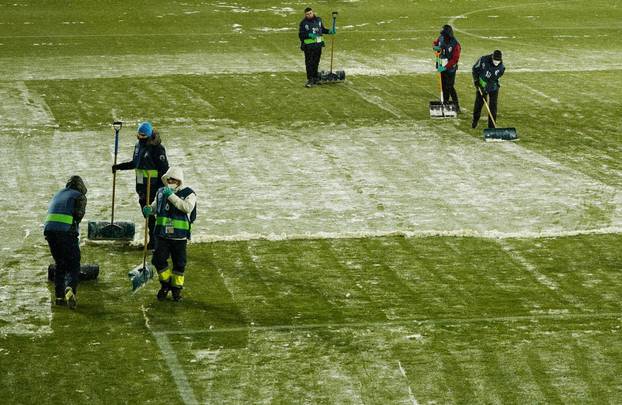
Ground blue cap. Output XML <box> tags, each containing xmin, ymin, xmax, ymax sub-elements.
<box><xmin>137</xmin><ymin>122</ymin><xmax>153</xmax><ymax>138</ymax></box>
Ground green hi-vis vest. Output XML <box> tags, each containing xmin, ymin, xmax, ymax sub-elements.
<box><xmin>154</xmin><ymin>187</ymin><xmax>196</xmax><ymax>239</ymax></box>
<box><xmin>303</xmin><ymin>36</ymin><xmax>324</xmax><ymax>45</ymax></box>
<box><xmin>44</xmin><ymin>188</ymin><xmax>81</xmax><ymax>233</ymax></box>
<box><xmin>135</xmin><ymin>168</ymin><xmax>159</xmax><ymax>185</ymax></box>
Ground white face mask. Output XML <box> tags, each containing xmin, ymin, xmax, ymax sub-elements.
<box><xmin>493</xmin><ymin>60</ymin><xmax>501</xmax><ymax>66</ymax></box>
<box><xmin>167</xmin><ymin>180</ymin><xmax>179</xmax><ymax>191</ymax></box>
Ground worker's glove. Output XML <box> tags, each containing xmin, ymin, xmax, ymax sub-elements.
<box><xmin>112</xmin><ymin>164</ymin><xmax>120</xmax><ymax>173</ymax></box>
<box><xmin>162</xmin><ymin>187</ymin><xmax>174</xmax><ymax>198</ymax></box>
<box><xmin>479</xmin><ymin>77</ymin><xmax>487</xmax><ymax>89</ymax></box>
<box><xmin>329</xmin><ymin>27</ymin><xmax>336</xmax><ymax>34</ymax></box>
<box><xmin>437</xmin><ymin>65</ymin><xmax>446</xmax><ymax>73</ymax></box>
<box><xmin>433</xmin><ymin>45</ymin><xmax>441</xmax><ymax>51</ymax></box>
<box><xmin>308</xmin><ymin>33</ymin><xmax>318</xmax><ymax>39</ymax></box>
<box><xmin>142</xmin><ymin>205</ymin><xmax>153</xmax><ymax>217</ymax></box>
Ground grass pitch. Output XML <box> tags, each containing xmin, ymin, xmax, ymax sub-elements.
<box><xmin>1</xmin><ymin>0</ymin><xmax>621</xmax><ymax>403</ymax></box>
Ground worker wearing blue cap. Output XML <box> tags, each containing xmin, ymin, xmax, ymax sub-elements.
<box><xmin>112</xmin><ymin>121</ymin><xmax>169</xmax><ymax>249</ymax></box>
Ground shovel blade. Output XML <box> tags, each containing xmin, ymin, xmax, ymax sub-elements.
<box><xmin>128</xmin><ymin>263</ymin><xmax>155</xmax><ymax>291</ymax></box>
<box><xmin>88</xmin><ymin>221</ymin><xmax>135</xmax><ymax>241</ymax></box>
<box><xmin>483</xmin><ymin>127</ymin><xmax>518</xmax><ymax>141</ymax></box>
<box><xmin>429</xmin><ymin>101</ymin><xmax>457</xmax><ymax>118</ymax></box>
<box><xmin>317</xmin><ymin>70</ymin><xmax>346</xmax><ymax>84</ymax></box>
<box><xmin>48</xmin><ymin>264</ymin><xmax>99</xmax><ymax>282</ymax></box>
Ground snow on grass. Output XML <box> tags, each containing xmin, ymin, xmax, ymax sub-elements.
<box><xmin>1</xmin><ymin>48</ymin><xmax>621</xmax><ymax>81</ymax></box>
<box><xmin>2</xmin><ymin>121</ymin><xmax>618</xmax><ymax>249</ymax></box>
<box><xmin>0</xmin><ymin>81</ymin><xmax>56</xmax><ymax>128</ymax></box>
<box><xmin>0</xmin><ymin>248</ymin><xmax>52</xmax><ymax>336</ymax></box>
<box><xmin>3</xmin><ymin>117</ymin><xmax>618</xmax><ymax>335</ymax></box>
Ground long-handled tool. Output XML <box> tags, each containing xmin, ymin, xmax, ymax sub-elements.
<box><xmin>88</xmin><ymin>121</ymin><xmax>136</xmax><ymax>240</ymax></box>
<box><xmin>128</xmin><ymin>172</ymin><xmax>154</xmax><ymax>291</ymax></box>
<box><xmin>317</xmin><ymin>11</ymin><xmax>346</xmax><ymax>84</ymax></box>
<box><xmin>429</xmin><ymin>52</ymin><xmax>457</xmax><ymax>118</ymax></box>
<box><xmin>478</xmin><ymin>88</ymin><xmax>518</xmax><ymax>141</ymax></box>
<box><xmin>329</xmin><ymin>11</ymin><xmax>337</xmax><ymax>74</ymax></box>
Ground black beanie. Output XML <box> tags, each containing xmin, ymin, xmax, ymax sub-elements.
<box><xmin>493</xmin><ymin>50</ymin><xmax>503</xmax><ymax>61</ymax></box>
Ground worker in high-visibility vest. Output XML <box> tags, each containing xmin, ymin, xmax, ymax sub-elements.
<box><xmin>143</xmin><ymin>167</ymin><xmax>197</xmax><ymax>302</ymax></box>
<box><xmin>44</xmin><ymin>175</ymin><xmax>88</xmax><ymax>309</ymax></box>
<box><xmin>298</xmin><ymin>7</ymin><xmax>335</xmax><ymax>87</ymax></box>
<box><xmin>113</xmin><ymin>121</ymin><xmax>169</xmax><ymax>249</ymax></box>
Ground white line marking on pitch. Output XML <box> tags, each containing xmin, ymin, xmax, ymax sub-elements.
<box><xmin>346</xmin><ymin>86</ymin><xmax>403</xmax><ymax>118</ymax></box>
<box><xmin>142</xmin><ymin>305</ymin><xmax>199</xmax><ymax>405</ymax></box>
<box><xmin>157</xmin><ymin>312</ymin><xmax>621</xmax><ymax>336</ymax></box>
<box><xmin>497</xmin><ymin>240</ymin><xmax>560</xmax><ymax>291</ymax></box>
<box><xmin>496</xmin><ymin>239</ymin><xmax>583</xmax><ymax>307</ymax></box>
<box><xmin>398</xmin><ymin>360</ymin><xmax>420</xmax><ymax>405</ymax></box>
<box><xmin>192</xmin><ymin>226</ymin><xmax>622</xmax><ymax>244</ymax></box>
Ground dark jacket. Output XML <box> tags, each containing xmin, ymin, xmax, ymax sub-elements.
<box><xmin>116</xmin><ymin>130</ymin><xmax>169</xmax><ymax>193</ymax></box>
<box><xmin>472</xmin><ymin>54</ymin><xmax>505</xmax><ymax>93</ymax></box>
<box><xmin>44</xmin><ymin>176</ymin><xmax>87</xmax><ymax>235</ymax></box>
<box><xmin>299</xmin><ymin>16</ymin><xmax>330</xmax><ymax>50</ymax></box>
<box><xmin>433</xmin><ymin>34</ymin><xmax>461</xmax><ymax>72</ymax></box>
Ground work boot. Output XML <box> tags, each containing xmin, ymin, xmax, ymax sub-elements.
<box><xmin>64</xmin><ymin>287</ymin><xmax>77</xmax><ymax>310</ymax></box>
<box><xmin>171</xmin><ymin>288</ymin><xmax>183</xmax><ymax>302</ymax></box>
<box><xmin>304</xmin><ymin>81</ymin><xmax>314</xmax><ymax>88</ymax></box>
<box><xmin>157</xmin><ymin>282</ymin><xmax>170</xmax><ymax>301</ymax></box>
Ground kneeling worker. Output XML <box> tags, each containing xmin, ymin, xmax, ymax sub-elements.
<box><xmin>143</xmin><ymin>167</ymin><xmax>197</xmax><ymax>302</ymax></box>
<box><xmin>44</xmin><ymin>175</ymin><xmax>87</xmax><ymax>309</ymax></box>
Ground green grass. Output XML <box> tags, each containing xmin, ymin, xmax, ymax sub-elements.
<box><xmin>1</xmin><ymin>0</ymin><xmax>622</xmax><ymax>403</ymax></box>
<box><xmin>2</xmin><ymin>236</ymin><xmax>622</xmax><ymax>403</ymax></box>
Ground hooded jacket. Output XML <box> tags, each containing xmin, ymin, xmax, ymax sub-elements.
<box><xmin>433</xmin><ymin>26</ymin><xmax>461</xmax><ymax>72</ymax></box>
<box><xmin>115</xmin><ymin>130</ymin><xmax>169</xmax><ymax>193</ymax></box>
<box><xmin>150</xmin><ymin>167</ymin><xmax>197</xmax><ymax>239</ymax></box>
<box><xmin>44</xmin><ymin>176</ymin><xmax>88</xmax><ymax>235</ymax></box>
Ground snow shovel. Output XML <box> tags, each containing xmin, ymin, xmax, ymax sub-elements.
<box><xmin>128</xmin><ymin>172</ymin><xmax>154</xmax><ymax>292</ymax></box>
<box><xmin>429</xmin><ymin>53</ymin><xmax>457</xmax><ymax>118</ymax></box>
<box><xmin>88</xmin><ymin>121</ymin><xmax>136</xmax><ymax>240</ymax></box>
<box><xmin>478</xmin><ymin>88</ymin><xmax>518</xmax><ymax>141</ymax></box>
<box><xmin>47</xmin><ymin>264</ymin><xmax>100</xmax><ymax>282</ymax></box>
<box><xmin>317</xmin><ymin>11</ymin><xmax>346</xmax><ymax>84</ymax></box>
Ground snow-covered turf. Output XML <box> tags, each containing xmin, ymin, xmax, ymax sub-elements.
<box><xmin>1</xmin><ymin>0</ymin><xmax>621</xmax><ymax>403</ymax></box>
<box><xmin>1</xmin><ymin>49</ymin><xmax>621</xmax><ymax>81</ymax></box>
<box><xmin>2</xmin><ymin>121</ymin><xmax>620</xmax><ymax>336</ymax></box>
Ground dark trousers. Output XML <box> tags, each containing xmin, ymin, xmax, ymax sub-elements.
<box><xmin>45</xmin><ymin>231</ymin><xmax>80</xmax><ymax>298</ymax></box>
<box><xmin>304</xmin><ymin>46</ymin><xmax>322</xmax><ymax>82</ymax></box>
<box><xmin>139</xmin><ymin>187</ymin><xmax>157</xmax><ymax>247</ymax></box>
<box><xmin>473</xmin><ymin>89</ymin><xmax>499</xmax><ymax>128</ymax></box>
<box><xmin>441</xmin><ymin>70</ymin><xmax>459</xmax><ymax>108</ymax></box>
<box><xmin>152</xmin><ymin>236</ymin><xmax>187</xmax><ymax>276</ymax></box>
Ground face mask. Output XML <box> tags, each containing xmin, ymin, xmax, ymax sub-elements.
<box><xmin>167</xmin><ymin>181</ymin><xmax>179</xmax><ymax>191</ymax></box>
<box><xmin>493</xmin><ymin>60</ymin><xmax>501</xmax><ymax>66</ymax></box>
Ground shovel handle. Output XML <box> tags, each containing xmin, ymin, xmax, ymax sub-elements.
<box><xmin>142</xmin><ymin>172</ymin><xmax>151</xmax><ymax>269</ymax></box>
<box><xmin>329</xmin><ymin>12</ymin><xmax>338</xmax><ymax>74</ymax></box>
<box><xmin>478</xmin><ymin>87</ymin><xmax>497</xmax><ymax>128</ymax></box>
<box><xmin>111</xmin><ymin>122</ymin><xmax>122</xmax><ymax>224</ymax></box>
